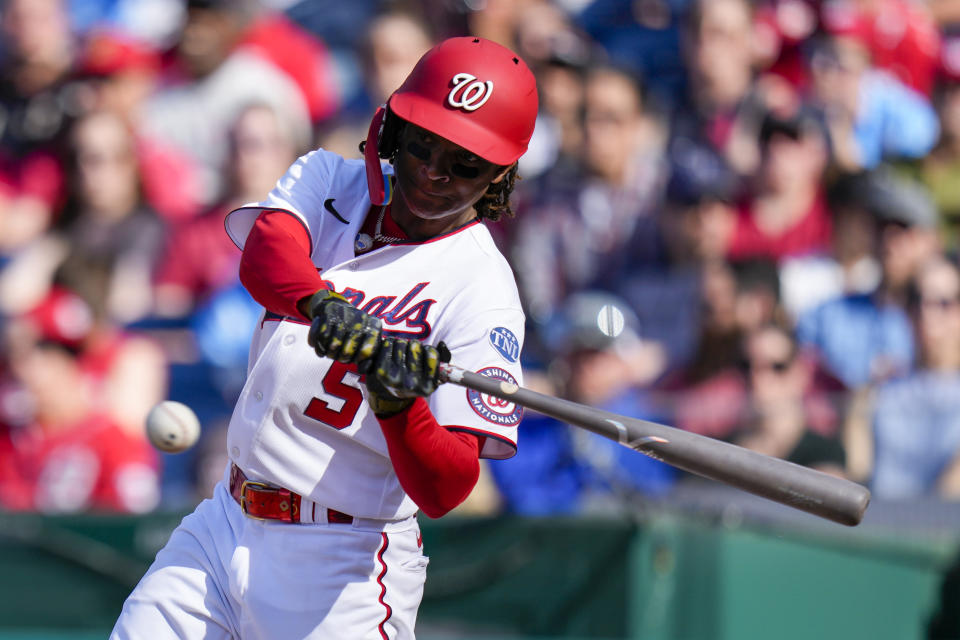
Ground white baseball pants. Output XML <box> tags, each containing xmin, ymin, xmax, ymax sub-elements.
<box><xmin>111</xmin><ymin>469</ymin><xmax>427</xmax><ymax>639</ymax></box>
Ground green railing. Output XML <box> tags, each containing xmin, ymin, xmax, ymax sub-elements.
<box><xmin>0</xmin><ymin>495</ymin><xmax>956</xmax><ymax>640</ymax></box>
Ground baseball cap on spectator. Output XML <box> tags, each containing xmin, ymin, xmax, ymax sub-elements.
<box><xmin>546</xmin><ymin>291</ymin><xmax>641</xmax><ymax>355</ymax></box>
<box><xmin>820</xmin><ymin>0</ymin><xmax>870</xmax><ymax>44</ymax></box>
<box><xmin>860</xmin><ymin>169</ymin><xmax>938</xmax><ymax>229</ymax></box>
<box><xmin>542</xmin><ymin>29</ymin><xmax>593</xmax><ymax>70</ymax></box>
<box><xmin>665</xmin><ymin>140</ymin><xmax>738</xmax><ymax>206</ymax></box>
<box><xmin>828</xmin><ymin>169</ymin><xmax>937</xmax><ymax>228</ymax></box>
<box><xmin>758</xmin><ymin>109</ymin><xmax>824</xmax><ymax>144</ymax></box>
<box><xmin>21</xmin><ymin>288</ymin><xmax>95</xmax><ymax>353</ymax></box>
<box><xmin>78</xmin><ymin>31</ymin><xmax>160</xmax><ymax>77</ymax></box>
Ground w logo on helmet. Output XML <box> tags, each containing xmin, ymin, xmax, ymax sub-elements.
<box><xmin>447</xmin><ymin>73</ymin><xmax>494</xmax><ymax>112</ymax></box>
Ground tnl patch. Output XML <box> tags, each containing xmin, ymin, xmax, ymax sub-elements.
<box><xmin>467</xmin><ymin>367</ymin><xmax>523</xmax><ymax>427</ymax></box>
<box><xmin>489</xmin><ymin>327</ymin><xmax>519</xmax><ymax>363</ymax></box>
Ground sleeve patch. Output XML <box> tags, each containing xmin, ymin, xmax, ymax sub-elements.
<box><xmin>489</xmin><ymin>326</ymin><xmax>520</xmax><ymax>363</ymax></box>
<box><xmin>467</xmin><ymin>367</ymin><xmax>524</xmax><ymax>426</ymax></box>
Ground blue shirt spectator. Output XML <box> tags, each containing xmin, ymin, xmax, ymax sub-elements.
<box><xmin>795</xmin><ymin>169</ymin><xmax>939</xmax><ymax>389</ymax></box>
<box><xmin>573</xmin><ymin>0</ymin><xmax>690</xmax><ymax>109</ymax></box>
<box><xmin>810</xmin><ymin>33</ymin><xmax>940</xmax><ymax>170</ymax></box>
<box><xmin>487</xmin><ymin>412</ymin><xmax>584</xmax><ymax>516</ymax></box>
<box><xmin>852</xmin><ymin>70</ymin><xmax>940</xmax><ymax>168</ymax></box>
<box><xmin>796</xmin><ymin>293</ymin><xmax>914</xmax><ymax>389</ymax></box>
<box><xmin>871</xmin><ymin>372</ymin><xmax>960</xmax><ymax>499</ymax></box>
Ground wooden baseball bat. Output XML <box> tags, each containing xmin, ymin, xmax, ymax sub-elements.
<box><xmin>439</xmin><ymin>363</ymin><xmax>871</xmax><ymax>526</ymax></box>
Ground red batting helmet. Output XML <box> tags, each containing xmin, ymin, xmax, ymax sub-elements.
<box><xmin>364</xmin><ymin>37</ymin><xmax>539</xmax><ymax>205</ymax></box>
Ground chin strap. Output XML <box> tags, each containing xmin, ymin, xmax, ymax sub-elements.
<box><xmin>364</xmin><ymin>106</ymin><xmax>393</xmax><ymax>206</ymax></box>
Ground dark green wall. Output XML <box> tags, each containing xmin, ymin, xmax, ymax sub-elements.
<box><xmin>0</xmin><ymin>511</ymin><xmax>952</xmax><ymax>640</ymax></box>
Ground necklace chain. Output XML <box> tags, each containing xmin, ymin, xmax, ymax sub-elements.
<box><xmin>373</xmin><ymin>205</ymin><xmax>404</xmax><ymax>244</ymax></box>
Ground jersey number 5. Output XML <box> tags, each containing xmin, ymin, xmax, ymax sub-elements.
<box><xmin>304</xmin><ymin>362</ymin><xmax>364</xmax><ymax>430</ymax></box>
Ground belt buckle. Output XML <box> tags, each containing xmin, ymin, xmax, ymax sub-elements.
<box><xmin>240</xmin><ymin>479</ymin><xmax>272</xmax><ymax>520</ymax></box>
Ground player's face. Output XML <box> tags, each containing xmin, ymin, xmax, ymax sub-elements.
<box><xmin>392</xmin><ymin>124</ymin><xmax>510</xmax><ymax>227</ymax></box>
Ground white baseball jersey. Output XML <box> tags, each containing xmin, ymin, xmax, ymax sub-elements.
<box><xmin>223</xmin><ymin>149</ymin><xmax>525</xmax><ymax>521</ymax></box>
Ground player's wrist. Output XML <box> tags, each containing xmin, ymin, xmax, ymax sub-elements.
<box><xmin>305</xmin><ymin>286</ymin><xmax>347</xmax><ymax>320</ymax></box>
<box><xmin>368</xmin><ymin>393</ymin><xmax>414</xmax><ymax>418</ymax></box>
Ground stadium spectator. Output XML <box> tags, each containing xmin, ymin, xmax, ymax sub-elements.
<box><xmin>511</xmin><ymin>65</ymin><xmax>666</xmax><ymax>335</ymax></box>
<box><xmin>736</xmin><ymin>322</ymin><xmax>846</xmax><ymax>475</ymax></box>
<box><xmin>846</xmin><ymin>255</ymin><xmax>960</xmax><ymax>498</ymax></box>
<box><xmin>65</xmin><ymin>0</ymin><xmax>184</xmax><ymax>47</ymax></box>
<box><xmin>752</xmin><ymin>0</ymin><xmax>820</xmax><ymax>92</ymax></box>
<box><xmin>0</xmin><ymin>0</ymin><xmax>76</xmax><ymax>253</ymax></box>
<box><xmin>673</xmin><ymin>0</ymin><xmax>771</xmax><ymax>177</ymax></box>
<box><xmin>362</xmin><ymin>10</ymin><xmax>435</xmax><ymax>111</ymax></box>
<box><xmin>574</xmin><ymin>0</ymin><xmax>688</xmax><ymax>108</ymax></box>
<box><xmin>0</xmin><ymin>288</ymin><xmax>161</xmax><ymax>513</ymax></box>
<box><xmin>513</xmin><ymin>2</ymin><xmax>594</xmax><ymax>178</ymax></box>
<box><xmin>139</xmin><ymin>0</ymin><xmax>311</xmax><ymax>206</ymax></box>
<box><xmin>317</xmin><ymin>9</ymin><xmax>434</xmax><ymax>159</ymax></box>
<box><xmin>907</xmin><ymin>44</ymin><xmax>960</xmax><ymax>249</ymax></box>
<box><xmin>154</xmin><ymin>102</ymin><xmax>308</xmax><ymax>317</ymax></box>
<box><xmin>464</xmin><ymin>0</ymin><xmax>526</xmax><ymax>53</ymax></box>
<box><xmin>73</xmin><ymin>30</ymin><xmax>203</xmax><ymax>222</ymax></box>
<box><xmin>819</xmin><ymin>0</ymin><xmax>942</xmax><ymax>97</ymax></box>
<box><xmin>490</xmin><ymin>292</ymin><xmax>674</xmax><ymax>515</ymax></box>
<box><xmin>659</xmin><ymin>260</ymin><xmax>772</xmax><ymax>441</ymax></box>
<box><xmin>779</xmin><ymin>170</ymin><xmax>885</xmax><ymax>319</ymax></box>
<box><xmin>619</xmin><ymin>140</ymin><xmax>738</xmax><ymax>374</ymax></box>
<box><xmin>808</xmin><ymin>26</ymin><xmax>940</xmax><ymax>170</ymax></box>
<box><xmin>727</xmin><ymin>111</ymin><xmax>832</xmax><ymax>262</ymax></box>
<box><xmin>237</xmin><ymin>9</ymin><xmax>340</xmax><ymax>125</ymax></box>
<box><xmin>796</xmin><ymin>169</ymin><xmax>939</xmax><ymax>388</ymax></box>
<box><xmin>52</xmin><ymin>110</ymin><xmax>168</xmax><ymax>326</ymax></box>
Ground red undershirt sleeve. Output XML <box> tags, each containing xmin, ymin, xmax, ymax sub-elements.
<box><xmin>376</xmin><ymin>397</ymin><xmax>483</xmax><ymax>518</ymax></box>
<box><xmin>238</xmin><ymin>210</ymin><xmax>331</xmax><ymax>320</ymax></box>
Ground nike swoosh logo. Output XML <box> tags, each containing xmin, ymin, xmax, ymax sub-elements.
<box><xmin>324</xmin><ymin>198</ymin><xmax>348</xmax><ymax>224</ymax></box>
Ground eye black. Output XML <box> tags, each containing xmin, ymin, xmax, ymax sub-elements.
<box><xmin>451</xmin><ymin>164</ymin><xmax>480</xmax><ymax>179</ymax></box>
<box><xmin>405</xmin><ymin>140</ymin><xmax>431</xmax><ymax>162</ymax></box>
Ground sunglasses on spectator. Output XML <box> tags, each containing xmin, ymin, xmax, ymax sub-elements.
<box><xmin>740</xmin><ymin>358</ymin><xmax>792</xmax><ymax>374</ymax></box>
<box><xmin>920</xmin><ymin>297</ymin><xmax>960</xmax><ymax>311</ymax></box>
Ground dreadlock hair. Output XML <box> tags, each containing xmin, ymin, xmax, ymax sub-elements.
<box><xmin>475</xmin><ymin>164</ymin><xmax>520</xmax><ymax>222</ymax></box>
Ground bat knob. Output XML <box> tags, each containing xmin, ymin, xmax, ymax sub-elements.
<box><xmin>437</xmin><ymin>341</ymin><xmax>451</xmax><ymax>364</ymax></box>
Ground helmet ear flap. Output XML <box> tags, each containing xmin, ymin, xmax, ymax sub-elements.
<box><xmin>364</xmin><ymin>106</ymin><xmax>394</xmax><ymax>205</ymax></box>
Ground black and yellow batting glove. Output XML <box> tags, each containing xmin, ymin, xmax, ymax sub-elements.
<box><xmin>306</xmin><ymin>289</ymin><xmax>381</xmax><ymax>370</ymax></box>
<box><xmin>365</xmin><ymin>339</ymin><xmax>451</xmax><ymax>417</ymax></box>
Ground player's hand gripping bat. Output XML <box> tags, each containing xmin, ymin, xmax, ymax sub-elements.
<box><xmin>438</xmin><ymin>363</ymin><xmax>871</xmax><ymax>527</ymax></box>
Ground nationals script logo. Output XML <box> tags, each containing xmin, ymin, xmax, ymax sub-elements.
<box><xmin>467</xmin><ymin>367</ymin><xmax>523</xmax><ymax>427</ymax></box>
<box><xmin>266</xmin><ymin>282</ymin><xmax>437</xmax><ymax>339</ymax></box>
<box><xmin>447</xmin><ymin>73</ymin><xmax>494</xmax><ymax>112</ymax></box>
<box><xmin>340</xmin><ymin>282</ymin><xmax>436</xmax><ymax>339</ymax></box>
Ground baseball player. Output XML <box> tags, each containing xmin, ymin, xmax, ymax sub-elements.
<box><xmin>111</xmin><ymin>36</ymin><xmax>537</xmax><ymax>639</ymax></box>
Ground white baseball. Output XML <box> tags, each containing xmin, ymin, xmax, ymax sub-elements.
<box><xmin>146</xmin><ymin>401</ymin><xmax>201</xmax><ymax>453</ymax></box>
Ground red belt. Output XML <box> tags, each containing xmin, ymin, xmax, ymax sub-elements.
<box><xmin>229</xmin><ymin>464</ymin><xmax>354</xmax><ymax>524</ymax></box>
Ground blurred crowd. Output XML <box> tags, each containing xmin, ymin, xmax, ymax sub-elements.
<box><xmin>2</xmin><ymin>0</ymin><xmax>960</xmax><ymax>518</ymax></box>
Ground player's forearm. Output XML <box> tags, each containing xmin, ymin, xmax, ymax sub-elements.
<box><xmin>239</xmin><ymin>210</ymin><xmax>331</xmax><ymax>320</ymax></box>
<box><xmin>377</xmin><ymin>397</ymin><xmax>481</xmax><ymax>518</ymax></box>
